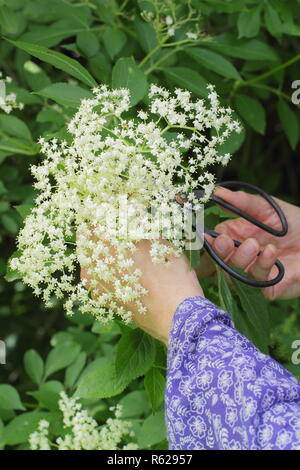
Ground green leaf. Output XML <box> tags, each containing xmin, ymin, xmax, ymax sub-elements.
<box><xmin>0</xmin><ymin>385</ymin><xmax>24</xmax><ymax>410</ymax></box>
<box><xmin>20</xmin><ymin>22</ymin><xmax>85</xmax><ymax>47</ymax></box>
<box><xmin>0</xmin><ymin>115</ymin><xmax>32</xmax><ymax>142</ymax></box>
<box><xmin>277</xmin><ymin>100</ymin><xmax>299</xmax><ymax>150</ymax></box>
<box><xmin>7</xmin><ymin>39</ymin><xmax>97</xmax><ymax>88</ymax></box>
<box><xmin>4</xmin><ymin>250</ymin><xmax>22</xmax><ymax>282</ymax></box>
<box><xmin>3</xmin><ymin>411</ymin><xmax>53</xmax><ymax>446</ymax></box>
<box><xmin>119</xmin><ymin>390</ymin><xmax>151</xmax><ymax>418</ymax></box>
<box><xmin>0</xmin><ymin>5</ymin><xmax>26</xmax><ymax>37</ymax></box>
<box><xmin>44</xmin><ymin>341</ymin><xmax>81</xmax><ymax>378</ymax></box>
<box><xmin>115</xmin><ymin>329</ymin><xmax>156</xmax><ymax>386</ymax></box>
<box><xmin>76</xmin><ymin>31</ymin><xmax>99</xmax><ymax>58</ymax></box>
<box><xmin>217</xmin><ymin>127</ymin><xmax>246</xmax><ymax>154</ymax></box>
<box><xmin>102</xmin><ymin>28</ymin><xmax>126</xmax><ymax>59</ymax></box>
<box><xmin>95</xmin><ymin>2</ymin><xmax>115</xmax><ymax>26</ymax></box>
<box><xmin>163</xmin><ymin>67</ymin><xmax>208</xmax><ymax>98</ymax></box>
<box><xmin>235</xmin><ymin>95</ymin><xmax>266</xmax><ymax>134</ymax></box>
<box><xmin>36</xmin><ymin>83</ymin><xmax>93</xmax><ymax>108</ymax></box>
<box><xmin>0</xmin><ymin>140</ymin><xmax>37</xmax><ymax>156</ymax></box>
<box><xmin>204</xmin><ymin>33</ymin><xmax>279</xmax><ymax>62</ymax></box>
<box><xmin>14</xmin><ymin>204</ymin><xmax>33</xmax><ymax>219</ymax></box>
<box><xmin>28</xmin><ymin>381</ymin><xmax>63</xmax><ymax>412</ymax></box>
<box><xmin>238</xmin><ymin>7</ymin><xmax>261</xmax><ymax>39</ymax></box>
<box><xmin>185</xmin><ymin>247</ymin><xmax>201</xmax><ymax>270</ymax></box>
<box><xmin>137</xmin><ymin>409</ymin><xmax>166</xmax><ymax>448</ymax></box>
<box><xmin>203</xmin><ymin>33</ymin><xmax>279</xmax><ymax>62</ymax></box>
<box><xmin>134</xmin><ymin>18</ymin><xmax>157</xmax><ymax>53</ymax></box>
<box><xmin>144</xmin><ymin>368</ymin><xmax>166</xmax><ymax>413</ymax></box>
<box><xmin>112</xmin><ymin>56</ymin><xmax>148</xmax><ymax>106</ymax></box>
<box><xmin>23</xmin><ymin>60</ymin><xmax>51</xmax><ymax>92</ymax></box>
<box><xmin>185</xmin><ymin>48</ymin><xmax>241</xmax><ymax>81</ymax></box>
<box><xmin>217</xmin><ymin>266</ymin><xmax>239</xmax><ymax>318</ymax></box>
<box><xmin>65</xmin><ymin>351</ymin><xmax>87</xmax><ymax>389</ymax></box>
<box><xmin>24</xmin><ymin>349</ymin><xmax>44</xmax><ymax>386</ymax></box>
<box><xmin>76</xmin><ymin>357</ymin><xmax>129</xmax><ymax>399</ymax></box>
<box><xmin>232</xmin><ymin>277</ymin><xmax>270</xmax><ymax>350</ymax></box>
<box><xmin>217</xmin><ymin>268</ymin><xmax>269</xmax><ymax>353</ymax></box>
<box><xmin>0</xmin><ymin>214</ymin><xmax>19</xmax><ymax>234</ymax></box>
<box><xmin>281</xmin><ymin>23</ymin><xmax>300</xmax><ymax>37</ymax></box>
<box><xmin>264</xmin><ymin>4</ymin><xmax>282</xmax><ymax>38</ymax></box>
<box><xmin>36</xmin><ymin>108</ymin><xmax>65</xmax><ymax>126</ymax></box>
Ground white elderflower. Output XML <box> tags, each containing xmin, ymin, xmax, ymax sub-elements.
<box><xmin>29</xmin><ymin>392</ymin><xmax>137</xmax><ymax>450</ymax></box>
<box><xmin>11</xmin><ymin>84</ymin><xmax>241</xmax><ymax>323</ymax></box>
<box><xmin>0</xmin><ymin>72</ymin><xmax>24</xmax><ymax>114</ymax></box>
<box><xmin>29</xmin><ymin>420</ymin><xmax>51</xmax><ymax>450</ymax></box>
<box><xmin>167</xmin><ymin>27</ymin><xmax>175</xmax><ymax>36</ymax></box>
<box><xmin>186</xmin><ymin>32</ymin><xmax>198</xmax><ymax>40</ymax></box>
<box><xmin>165</xmin><ymin>15</ymin><xmax>173</xmax><ymax>25</ymax></box>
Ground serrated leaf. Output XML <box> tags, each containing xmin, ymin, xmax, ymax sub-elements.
<box><xmin>28</xmin><ymin>381</ymin><xmax>63</xmax><ymax>412</ymax></box>
<box><xmin>65</xmin><ymin>351</ymin><xmax>87</xmax><ymax>389</ymax></box>
<box><xmin>112</xmin><ymin>56</ymin><xmax>147</xmax><ymax>106</ymax></box>
<box><xmin>7</xmin><ymin>39</ymin><xmax>97</xmax><ymax>88</ymax></box>
<box><xmin>116</xmin><ymin>329</ymin><xmax>156</xmax><ymax>386</ymax></box>
<box><xmin>44</xmin><ymin>342</ymin><xmax>80</xmax><ymax>378</ymax></box>
<box><xmin>217</xmin><ymin>266</ymin><xmax>238</xmax><ymax>318</ymax></box>
<box><xmin>0</xmin><ymin>5</ymin><xmax>26</xmax><ymax>37</ymax></box>
<box><xmin>185</xmin><ymin>48</ymin><xmax>241</xmax><ymax>81</ymax></box>
<box><xmin>4</xmin><ymin>250</ymin><xmax>22</xmax><ymax>282</ymax></box>
<box><xmin>134</xmin><ymin>18</ymin><xmax>157</xmax><ymax>53</ymax></box>
<box><xmin>0</xmin><ymin>115</ymin><xmax>32</xmax><ymax>142</ymax></box>
<box><xmin>0</xmin><ymin>140</ymin><xmax>37</xmax><ymax>156</ymax></box>
<box><xmin>14</xmin><ymin>204</ymin><xmax>33</xmax><ymax>219</ymax></box>
<box><xmin>36</xmin><ymin>83</ymin><xmax>93</xmax><ymax>108</ymax></box>
<box><xmin>137</xmin><ymin>409</ymin><xmax>166</xmax><ymax>448</ymax></box>
<box><xmin>238</xmin><ymin>7</ymin><xmax>261</xmax><ymax>39</ymax></box>
<box><xmin>76</xmin><ymin>357</ymin><xmax>129</xmax><ymax>399</ymax></box>
<box><xmin>264</xmin><ymin>4</ymin><xmax>282</xmax><ymax>38</ymax></box>
<box><xmin>0</xmin><ymin>385</ymin><xmax>24</xmax><ymax>410</ymax></box>
<box><xmin>119</xmin><ymin>390</ymin><xmax>150</xmax><ymax>418</ymax></box>
<box><xmin>163</xmin><ymin>67</ymin><xmax>208</xmax><ymax>98</ymax></box>
<box><xmin>144</xmin><ymin>368</ymin><xmax>165</xmax><ymax>412</ymax></box>
<box><xmin>204</xmin><ymin>33</ymin><xmax>279</xmax><ymax>62</ymax></box>
<box><xmin>24</xmin><ymin>349</ymin><xmax>44</xmax><ymax>385</ymax></box>
<box><xmin>235</xmin><ymin>95</ymin><xmax>266</xmax><ymax>134</ymax></box>
<box><xmin>277</xmin><ymin>100</ymin><xmax>299</xmax><ymax>150</ymax></box>
<box><xmin>217</xmin><ymin>127</ymin><xmax>246</xmax><ymax>154</ymax></box>
<box><xmin>232</xmin><ymin>277</ymin><xmax>270</xmax><ymax>350</ymax></box>
<box><xmin>76</xmin><ymin>31</ymin><xmax>99</xmax><ymax>58</ymax></box>
<box><xmin>20</xmin><ymin>22</ymin><xmax>85</xmax><ymax>47</ymax></box>
<box><xmin>102</xmin><ymin>28</ymin><xmax>126</xmax><ymax>59</ymax></box>
<box><xmin>3</xmin><ymin>412</ymin><xmax>54</xmax><ymax>446</ymax></box>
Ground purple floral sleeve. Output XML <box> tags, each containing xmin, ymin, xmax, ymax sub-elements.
<box><xmin>165</xmin><ymin>296</ymin><xmax>300</xmax><ymax>450</ymax></box>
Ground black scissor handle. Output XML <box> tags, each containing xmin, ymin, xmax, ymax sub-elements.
<box><xmin>204</xmin><ymin>228</ymin><xmax>285</xmax><ymax>288</ymax></box>
<box><xmin>213</xmin><ymin>181</ymin><xmax>288</xmax><ymax>237</ymax></box>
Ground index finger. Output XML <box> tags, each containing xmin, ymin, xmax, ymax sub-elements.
<box><xmin>214</xmin><ymin>186</ymin><xmax>275</xmax><ymax>221</ymax></box>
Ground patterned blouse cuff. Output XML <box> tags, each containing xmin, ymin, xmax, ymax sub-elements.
<box><xmin>167</xmin><ymin>296</ymin><xmax>234</xmax><ymax>357</ymax></box>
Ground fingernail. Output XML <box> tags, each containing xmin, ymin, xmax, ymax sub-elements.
<box><xmin>243</xmin><ymin>239</ymin><xmax>258</xmax><ymax>256</ymax></box>
<box><xmin>215</xmin><ymin>235</ymin><xmax>230</xmax><ymax>253</ymax></box>
<box><xmin>264</xmin><ymin>244</ymin><xmax>276</xmax><ymax>258</ymax></box>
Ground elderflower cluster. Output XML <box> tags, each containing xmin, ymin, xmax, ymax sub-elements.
<box><xmin>141</xmin><ymin>0</ymin><xmax>202</xmax><ymax>43</ymax></box>
<box><xmin>11</xmin><ymin>84</ymin><xmax>241</xmax><ymax>323</ymax></box>
<box><xmin>29</xmin><ymin>392</ymin><xmax>137</xmax><ymax>450</ymax></box>
<box><xmin>0</xmin><ymin>72</ymin><xmax>24</xmax><ymax>114</ymax></box>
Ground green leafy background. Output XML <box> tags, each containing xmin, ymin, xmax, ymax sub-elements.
<box><xmin>0</xmin><ymin>0</ymin><xmax>300</xmax><ymax>450</ymax></box>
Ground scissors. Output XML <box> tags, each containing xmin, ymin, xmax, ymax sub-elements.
<box><xmin>177</xmin><ymin>181</ymin><xmax>288</xmax><ymax>288</ymax></box>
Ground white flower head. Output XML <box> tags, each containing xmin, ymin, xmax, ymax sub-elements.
<box><xmin>12</xmin><ymin>84</ymin><xmax>241</xmax><ymax>323</ymax></box>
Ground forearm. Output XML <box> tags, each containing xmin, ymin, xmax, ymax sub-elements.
<box><xmin>165</xmin><ymin>296</ymin><xmax>300</xmax><ymax>450</ymax></box>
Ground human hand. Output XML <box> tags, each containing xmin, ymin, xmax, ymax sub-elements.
<box><xmin>198</xmin><ymin>186</ymin><xmax>300</xmax><ymax>300</ymax></box>
<box><xmin>80</xmin><ymin>239</ymin><xmax>204</xmax><ymax>345</ymax></box>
